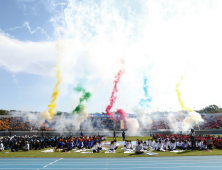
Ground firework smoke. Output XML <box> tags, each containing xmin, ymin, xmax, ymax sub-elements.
<box><xmin>174</xmin><ymin>75</ymin><xmax>203</xmax><ymax>131</ymax></box>
<box><xmin>39</xmin><ymin>110</ymin><xmax>51</xmax><ymax>124</ymax></box>
<box><xmin>134</xmin><ymin>76</ymin><xmax>153</xmax><ymax>127</ymax></box>
<box><xmin>72</xmin><ymin>83</ymin><xmax>92</xmax><ymax>114</ymax></box>
<box><xmin>125</xmin><ymin>118</ymin><xmax>140</xmax><ymax>135</ymax></box>
<box><xmin>106</xmin><ymin>63</ymin><xmax>125</xmax><ymax>119</ymax></box>
<box><xmin>139</xmin><ymin>76</ymin><xmax>152</xmax><ymax>108</ymax></box>
<box><xmin>48</xmin><ymin>67</ymin><xmax>62</xmax><ymax>118</ymax></box>
<box><xmin>116</xmin><ymin>108</ymin><xmax>127</xmax><ymax>120</ymax></box>
<box><xmin>176</xmin><ymin>76</ymin><xmax>193</xmax><ymax>112</ymax></box>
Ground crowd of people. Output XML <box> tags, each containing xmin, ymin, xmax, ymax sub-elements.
<box><xmin>0</xmin><ymin>132</ymin><xmax>107</xmax><ymax>153</ymax></box>
<box><xmin>11</xmin><ymin>117</ymin><xmax>30</xmax><ymax>131</ymax></box>
<box><xmin>0</xmin><ymin>117</ymin><xmax>13</xmax><ymax>131</ymax></box>
<box><xmin>55</xmin><ymin>134</ymin><xmax>107</xmax><ymax>153</ymax></box>
<box><xmin>151</xmin><ymin>133</ymin><xmax>222</xmax><ymax>151</ymax></box>
<box><xmin>1</xmin><ymin>131</ymin><xmax>222</xmax><ymax>154</ymax></box>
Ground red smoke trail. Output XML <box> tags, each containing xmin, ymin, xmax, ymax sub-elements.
<box><xmin>106</xmin><ymin>59</ymin><xmax>126</xmax><ymax>120</ymax></box>
<box><xmin>116</xmin><ymin>108</ymin><xmax>127</xmax><ymax>121</ymax></box>
<box><xmin>106</xmin><ymin>69</ymin><xmax>124</xmax><ymax>119</ymax></box>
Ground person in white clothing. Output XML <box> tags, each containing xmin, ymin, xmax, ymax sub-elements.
<box><xmin>114</xmin><ymin>140</ymin><xmax>118</xmax><ymax>150</ymax></box>
<box><xmin>22</xmin><ymin>141</ymin><xmax>29</xmax><ymax>151</ymax></box>
<box><xmin>135</xmin><ymin>141</ymin><xmax>143</xmax><ymax>154</ymax></box>
<box><xmin>176</xmin><ymin>139</ymin><xmax>183</xmax><ymax>150</ymax></box>
<box><xmin>0</xmin><ymin>141</ymin><xmax>4</xmax><ymax>151</ymax></box>
<box><xmin>149</xmin><ymin>139</ymin><xmax>155</xmax><ymax>149</ymax></box>
<box><xmin>187</xmin><ymin>140</ymin><xmax>192</xmax><ymax>150</ymax></box>
<box><xmin>201</xmin><ymin>140</ymin><xmax>208</xmax><ymax>150</ymax></box>
<box><xmin>154</xmin><ymin>140</ymin><xmax>158</xmax><ymax>150</ymax></box>
<box><xmin>143</xmin><ymin>141</ymin><xmax>148</xmax><ymax>150</ymax></box>
<box><xmin>196</xmin><ymin>140</ymin><xmax>202</xmax><ymax>150</ymax></box>
<box><xmin>156</xmin><ymin>140</ymin><xmax>163</xmax><ymax>151</ymax></box>
<box><xmin>126</xmin><ymin>141</ymin><xmax>133</xmax><ymax>150</ymax></box>
<box><xmin>169</xmin><ymin>140</ymin><xmax>176</xmax><ymax>151</ymax></box>
<box><xmin>109</xmin><ymin>141</ymin><xmax>115</xmax><ymax>151</ymax></box>
<box><xmin>136</xmin><ymin>139</ymin><xmax>139</xmax><ymax>146</ymax></box>
<box><xmin>98</xmin><ymin>141</ymin><xmax>103</xmax><ymax>150</ymax></box>
<box><xmin>92</xmin><ymin>142</ymin><xmax>99</xmax><ymax>153</ymax></box>
<box><xmin>163</xmin><ymin>140</ymin><xmax>168</xmax><ymax>150</ymax></box>
<box><xmin>147</xmin><ymin>139</ymin><xmax>151</xmax><ymax>147</ymax></box>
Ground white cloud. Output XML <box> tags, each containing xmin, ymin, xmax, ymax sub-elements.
<box><xmin>0</xmin><ymin>33</ymin><xmax>55</xmax><ymax>75</ymax></box>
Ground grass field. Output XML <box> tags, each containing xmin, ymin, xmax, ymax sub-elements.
<box><xmin>1</xmin><ymin>136</ymin><xmax>222</xmax><ymax>158</ymax></box>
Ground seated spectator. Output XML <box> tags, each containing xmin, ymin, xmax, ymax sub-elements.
<box><xmin>98</xmin><ymin>141</ymin><xmax>102</xmax><ymax>150</ymax></box>
<box><xmin>11</xmin><ymin>142</ymin><xmax>19</xmax><ymax>152</ymax></box>
<box><xmin>34</xmin><ymin>140</ymin><xmax>41</xmax><ymax>150</ymax></box>
<box><xmin>0</xmin><ymin>140</ymin><xmax>4</xmax><ymax>151</ymax></box>
<box><xmin>135</xmin><ymin>141</ymin><xmax>143</xmax><ymax>154</ymax></box>
<box><xmin>143</xmin><ymin>141</ymin><xmax>147</xmax><ymax>150</ymax></box>
<box><xmin>169</xmin><ymin>140</ymin><xmax>176</xmax><ymax>151</ymax></box>
<box><xmin>56</xmin><ymin>139</ymin><xmax>64</xmax><ymax>149</ymax></box>
<box><xmin>92</xmin><ymin>141</ymin><xmax>100</xmax><ymax>153</ymax></box>
<box><xmin>109</xmin><ymin>141</ymin><xmax>115</xmax><ymax>151</ymax></box>
<box><xmin>22</xmin><ymin>141</ymin><xmax>29</xmax><ymax>151</ymax></box>
<box><xmin>156</xmin><ymin>140</ymin><xmax>164</xmax><ymax>151</ymax></box>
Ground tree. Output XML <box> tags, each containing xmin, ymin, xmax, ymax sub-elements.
<box><xmin>197</xmin><ymin>105</ymin><xmax>221</xmax><ymax>113</ymax></box>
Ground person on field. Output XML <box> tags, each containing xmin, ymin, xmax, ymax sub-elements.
<box><xmin>135</xmin><ymin>141</ymin><xmax>143</xmax><ymax>154</ymax></box>
<box><xmin>122</xmin><ymin>131</ymin><xmax>125</xmax><ymax>141</ymax></box>
<box><xmin>113</xmin><ymin>131</ymin><xmax>116</xmax><ymax>140</ymax></box>
<box><xmin>0</xmin><ymin>140</ymin><xmax>4</xmax><ymax>151</ymax></box>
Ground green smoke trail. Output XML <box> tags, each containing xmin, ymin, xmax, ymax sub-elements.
<box><xmin>72</xmin><ymin>83</ymin><xmax>92</xmax><ymax>114</ymax></box>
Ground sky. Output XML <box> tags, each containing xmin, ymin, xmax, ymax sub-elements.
<box><xmin>0</xmin><ymin>0</ymin><xmax>222</xmax><ymax>114</ymax></box>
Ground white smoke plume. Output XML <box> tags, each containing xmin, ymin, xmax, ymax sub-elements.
<box><xmin>54</xmin><ymin>105</ymin><xmax>88</xmax><ymax>131</ymax></box>
<box><xmin>167</xmin><ymin>111</ymin><xmax>204</xmax><ymax>132</ymax></box>
<box><xmin>132</xmin><ymin>107</ymin><xmax>153</xmax><ymax>132</ymax></box>
<box><xmin>125</xmin><ymin>118</ymin><xmax>139</xmax><ymax>135</ymax></box>
<box><xmin>183</xmin><ymin>111</ymin><xmax>204</xmax><ymax>131</ymax></box>
<box><xmin>146</xmin><ymin>116</ymin><xmax>153</xmax><ymax>125</ymax></box>
<box><xmin>39</xmin><ymin>110</ymin><xmax>51</xmax><ymax>125</ymax></box>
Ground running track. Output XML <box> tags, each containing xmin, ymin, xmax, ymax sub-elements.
<box><xmin>1</xmin><ymin>156</ymin><xmax>222</xmax><ymax>170</ymax></box>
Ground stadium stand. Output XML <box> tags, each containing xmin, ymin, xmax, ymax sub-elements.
<box><xmin>1</xmin><ymin>113</ymin><xmax>222</xmax><ymax>131</ymax></box>
<box><xmin>0</xmin><ymin>117</ymin><xmax>13</xmax><ymax>131</ymax></box>
<box><xmin>11</xmin><ymin>117</ymin><xmax>30</xmax><ymax>131</ymax></box>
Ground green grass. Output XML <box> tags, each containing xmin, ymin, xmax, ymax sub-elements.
<box><xmin>1</xmin><ymin>136</ymin><xmax>222</xmax><ymax>158</ymax></box>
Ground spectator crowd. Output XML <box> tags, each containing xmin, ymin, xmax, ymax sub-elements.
<box><xmin>1</xmin><ymin>114</ymin><xmax>222</xmax><ymax>131</ymax></box>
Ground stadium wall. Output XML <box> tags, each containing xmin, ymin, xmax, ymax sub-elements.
<box><xmin>1</xmin><ymin>129</ymin><xmax>222</xmax><ymax>137</ymax></box>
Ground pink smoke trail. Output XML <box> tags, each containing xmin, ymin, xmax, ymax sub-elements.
<box><xmin>106</xmin><ymin>59</ymin><xmax>125</xmax><ymax>120</ymax></box>
<box><xmin>116</xmin><ymin>108</ymin><xmax>127</xmax><ymax>121</ymax></box>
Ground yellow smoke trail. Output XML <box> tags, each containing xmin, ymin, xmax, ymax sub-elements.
<box><xmin>176</xmin><ymin>76</ymin><xmax>193</xmax><ymax>112</ymax></box>
<box><xmin>48</xmin><ymin>67</ymin><xmax>62</xmax><ymax>118</ymax></box>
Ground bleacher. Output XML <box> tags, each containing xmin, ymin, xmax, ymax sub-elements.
<box><xmin>0</xmin><ymin>117</ymin><xmax>13</xmax><ymax>131</ymax></box>
<box><xmin>215</xmin><ymin>116</ymin><xmax>222</xmax><ymax>126</ymax></box>
<box><xmin>1</xmin><ymin>113</ymin><xmax>222</xmax><ymax>131</ymax></box>
<box><xmin>199</xmin><ymin>115</ymin><xmax>219</xmax><ymax>130</ymax></box>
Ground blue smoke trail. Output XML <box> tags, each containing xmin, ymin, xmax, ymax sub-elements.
<box><xmin>139</xmin><ymin>76</ymin><xmax>152</xmax><ymax>108</ymax></box>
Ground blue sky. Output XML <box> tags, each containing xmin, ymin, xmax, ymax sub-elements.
<box><xmin>1</xmin><ymin>0</ymin><xmax>222</xmax><ymax>113</ymax></box>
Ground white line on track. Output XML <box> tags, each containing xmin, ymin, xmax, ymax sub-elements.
<box><xmin>42</xmin><ymin>158</ymin><xmax>63</xmax><ymax>169</ymax></box>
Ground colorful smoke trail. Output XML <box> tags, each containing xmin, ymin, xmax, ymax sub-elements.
<box><xmin>72</xmin><ymin>83</ymin><xmax>92</xmax><ymax>114</ymax></box>
<box><xmin>139</xmin><ymin>76</ymin><xmax>152</xmax><ymax>108</ymax></box>
<box><xmin>48</xmin><ymin>67</ymin><xmax>62</xmax><ymax>118</ymax></box>
<box><xmin>176</xmin><ymin>76</ymin><xmax>193</xmax><ymax>112</ymax></box>
<box><xmin>106</xmin><ymin>68</ymin><xmax>124</xmax><ymax>119</ymax></box>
